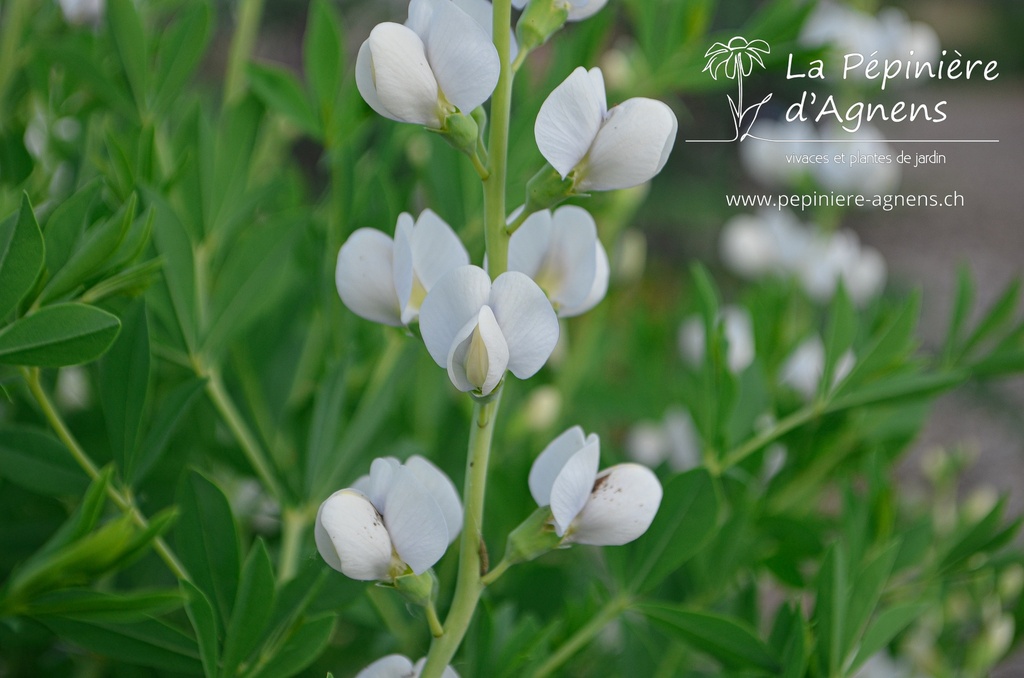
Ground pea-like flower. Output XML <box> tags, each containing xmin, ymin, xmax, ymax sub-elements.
<box><xmin>779</xmin><ymin>335</ymin><xmax>855</xmax><ymax>401</ymax></box>
<box><xmin>59</xmin><ymin>0</ymin><xmax>104</xmax><ymax>24</ymax></box>
<box><xmin>512</xmin><ymin>0</ymin><xmax>608</xmax><ymax>22</ymax></box>
<box><xmin>315</xmin><ymin>456</ymin><xmax>462</xmax><ymax>581</ymax></box>
<box><xmin>355</xmin><ymin>0</ymin><xmax>500</xmax><ymax>128</ymax></box>
<box><xmin>678</xmin><ymin>306</ymin><xmax>756</xmax><ymax>374</ymax></box>
<box><xmin>356</xmin><ymin>654</ymin><xmax>459</xmax><ymax>678</ymax></box>
<box><xmin>335</xmin><ymin>209</ymin><xmax>469</xmax><ymax>326</ymax></box>
<box><xmin>528</xmin><ymin>426</ymin><xmax>662</xmax><ymax>545</ymax></box>
<box><xmin>419</xmin><ymin>265</ymin><xmax>559</xmax><ymax>396</ymax></box>
<box><xmin>508</xmin><ymin>206</ymin><xmax>609</xmax><ymax>317</ymax></box>
<box><xmin>535</xmin><ymin>67</ymin><xmax>677</xmax><ymax>192</ymax></box>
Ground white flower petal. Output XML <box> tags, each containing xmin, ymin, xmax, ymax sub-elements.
<box><xmin>384</xmin><ymin>467</ymin><xmax>450</xmax><ymax>575</ymax></box>
<box><xmin>563</xmin><ymin>236</ymin><xmax>609</xmax><ymax>317</ymax></box>
<box><xmin>393</xmin><ymin>213</ymin><xmax>416</xmax><ymax>321</ymax></box>
<box><xmin>336</xmin><ymin>228</ymin><xmax>401</xmax><ymax>326</ymax></box>
<box><xmin>545</xmin><ymin>205</ymin><xmax>600</xmax><ymax>312</ymax></box>
<box><xmin>420</xmin><ymin>265</ymin><xmax>492</xmax><ymax>368</ymax></box>
<box><xmin>424</xmin><ymin>0</ymin><xmax>500</xmax><ymax>113</ymax></box>
<box><xmin>356</xmin><ymin>654</ymin><xmax>415</xmax><ymax>678</ymax></box>
<box><xmin>364</xmin><ymin>457</ymin><xmax>402</xmax><ymax>514</ymax></box>
<box><xmin>448</xmin><ymin>306</ymin><xmax>509</xmax><ymax>395</ymax></box>
<box><xmin>356</xmin><ymin>40</ymin><xmax>399</xmax><ymax>122</ymax></box>
<box><xmin>722</xmin><ymin>306</ymin><xmax>755</xmax><ymax>373</ymax></box>
<box><xmin>411</xmin><ymin>209</ymin><xmax>470</xmax><ymax>291</ymax></box>
<box><xmin>451</xmin><ymin>0</ymin><xmax>519</xmax><ymax>62</ymax></box>
<box><xmin>316</xmin><ymin>490</ymin><xmax>394</xmax><ymax>580</ymax></box>
<box><xmin>405</xmin><ymin>0</ymin><xmax>432</xmax><ymax>37</ymax></box>
<box><xmin>569</xmin><ymin>463</ymin><xmax>662</xmax><ymax>546</ymax></box>
<box><xmin>508</xmin><ymin>210</ymin><xmax>554</xmax><ymax>279</ymax></box>
<box><xmin>579</xmin><ymin>98</ymin><xmax>677</xmax><ymax>191</ymax></box>
<box><xmin>406</xmin><ymin>455</ymin><xmax>463</xmax><ymax>543</ymax></box>
<box><xmin>535</xmin><ymin>67</ymin><xmax>606</xmax><ymax>179</ymax></box>
<box><xmin>489</xmin><ymin>272</ymin><xmax>559</xmax><ymax>379</ymax></box>
<box><xmin>528</xmin><ymin>425</ymin><xmax>587</xmax><ymax>506</ymax></box>
<box><xmin>549</xmin><ymin>438</ymin><xmax>600</xmax><ymax>536</ymax></box>
<box><xmin>366</xmin><ymin>23</ymin><xmax>442</xmax><ymax>127</ymax></box>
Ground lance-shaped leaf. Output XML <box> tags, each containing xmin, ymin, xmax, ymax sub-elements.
<box><xmin>0</xmin><ymin>303</ymin><xmax>121</xmax><ymax>367</ymax></box>
<box><xmin>0</xmin><ymin>194</ymin><xmax>44</xmax><ymax>319</ymax></box>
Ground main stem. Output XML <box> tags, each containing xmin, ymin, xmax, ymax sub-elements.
<box><xmin>482</xmin><ymin>0</ymin><xmax>514</xmax><ymax>277</ymax></box>
<box><xmin>420</xmin><ymin>392</ymin><xmax>502</xmax><ymax>677</ymax></box>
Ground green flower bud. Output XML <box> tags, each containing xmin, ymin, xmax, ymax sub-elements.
<box><xmin>390</xmin><ymin>569</ymin><xmax>438</xmax><ymax>609</ymax></box>
<box><xmin>441</xmin><ymin>111</ymin><xmax>480</xmax><ymax>157</ymax></box>
<box><xmin>516</xmin><ymin>0</ymin><xmax>569</xmax><ymax>52</ymax></box>
<box><xmin>524</xmin><ymin>163</ymin><xmax>575</xmax><ymax>216</ymax></box>
<box><xmin>504</xmin><ymin>506</ymin><xmax>563</xmax><ymax>566</ymax></box>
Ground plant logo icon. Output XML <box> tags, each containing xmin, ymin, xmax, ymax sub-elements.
<box><xmin>703</xmin><ymin>37</ymin><xmax>773</xmax><ymax>141</ymax></box>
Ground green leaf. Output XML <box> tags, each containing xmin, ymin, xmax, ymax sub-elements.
<box><xmin>222</xmin><ymin>540</ymin><xmax>277</xmax><ymax>677</ymax></box>
<box><xmin>247</xmin><ymin>62</ymin><xmax>321</xmax><ymax>138</ymax></box>
<box><xmin>107</xmin><ymin>0</ymin><xmax>149</xmax><ymax>111</ymax></box>
<box><xmin>639</xmin><ymin>603</ymin><xmax>780</xmax><ymax>673</ymax></box>
<box><xmin>99</xmin><ymin>301</ymin><xmax>150</xmax><ymax>477</ymax></box>
<box><xmin>0</xmin><ymin>127</ymin><xmax>33</xmax><ymax>186</ymax></box>
<box><xmin>940</xmin><ymin>498</ymin><xmax>1016</xmax><ymax>574</ymax></box>
<box><xmin>247</xmin><ymin>613</ymin><xmax>336</xmax><ymax>678</ymax></box>
<box><xmin>768</xmin><ymin>603</ymin><xmax>808</xmax><ymax>678</ymax></box>
<box><xmin>41</xmin><ymin>616</ymin><xmax>202</xmax><ymax>673</ymax></box>
<box><xmin>175</xmin><ymin>470</ymin><xmax>241</xmax><ymax>632</ymax></box>
<box><xmin>851</xmin><ymin>602</ymin><xmax>929</xmax><ymax>672</ymax></box>
<box><xmin>820</xmin><ymin>283</ymin><xmax>857</xmax><ymax>396</ymax></box>
<box><xmin>40</xmin><ymin>194</ymin><xmax>136</xmax><ymax>304</ymax></box>
<box><xmin>0</xmin><ymin>303</ymin><xmax>121</xmax><ymax>367</ymax></box>
<box><xmin>942</xmin><ymin>265</ymin><xmax>974</xmax><ymax>363</ymax></box>
<box><xmin>153</xmin><ymin>3</ymin><xmax>212</xmax><ymax>115</ymax></box>
<box><xmin>0</xmin><ymin>194</ymin><xmax>45</xmax><ymax>318</ymax></box>
<box><xmin>182</xmin><ymin>581</ymin><xmax>219</xmax><ymax>678</ymax></box>
<box><xmin>147</xmin><ymin>190</ymin><xmax>197</xmax><ymax>349</ymax></box>
<box><xmin>0</xmin><ymin>426</ymin><xmax>88</xmax><ymax>496</ymax></box>
<box><xmin>626</xmin><ymin>469</ymin><xmax>719</xmax><ymax>593</ymax></box>
<box><xmin>812</xmin><ymin>543</ymin><xmax>848</xmax><ymax>676</ymax></box>
<box><xmin>132</xmin><ymin>377</ymin><xmax>207</xmax><ymax>485</ymax></box>
<box><xmin>43</xmin><ymin>180</ymin><xmax>102</xmax><ymax>277</ymax></box>
<box><xmin>844</xmin><ymin>541</ymin><xmax>900</xmax><ymax>660</ymax></box>
<box><xmin>304</xmin><ymin>0</ymin><xmax>343</xmax><ymax>121</ymax></box>
<box><xmin>26</xmin><ymin>588</ymin><xmax>182</xmax><ymax>622</ymax></box>
<box><xmin>825</xmin><ymin>370</ymin><xmax>967</xmax><ymax>412</ymax></box>
<box><xmin>959</xmin><ymin>279</ymin><xmax>1021</xmax><ymax>360</ymax></box>
<box><xmin>304</xmin><ymin>361</ymin><xmax>347</xmax><ymax>494</ymax></box>
<box><xmin>834</xmin><ymin>295</ymin><xmax>920</xmax><ymax>395</ymax></box>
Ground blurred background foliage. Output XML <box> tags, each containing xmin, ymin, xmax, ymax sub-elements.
<box><xmin>0</xmin><ymin>0</ymin><xmax>1022</xmax><ymax>676</ymax></box>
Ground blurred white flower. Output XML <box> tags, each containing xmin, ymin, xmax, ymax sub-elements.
<box><xmin>508</xmin><ymin>205</ymin><xmax>609</xmax><ymax>317</ymax></box>
<box><xmin>512</xmin><ymin>0</ymin><xmax>608</xmax><ymax>22</ymax></box>
<box><xmin>59</xmin><ymin>0</ymin><xmax>104</xmax><ymax>25</ymax></box>
<box><xmin>853</xmin><ymin>652</ymin><xmax>921</xmax><ymax>678</ymax></box>
<box><xmin>55</xmin><ymin>366</ymin><xmax>92</xmax><ymax>412</ymax></box>
<box><xmin>356</xmin><ymin>0</ymin><xmax>499</xmax><ymax>128</ymax></box>
<box><xmin>356</xmin><ymin>654</ymin><xmax>459</xmax><ymax>678</ymax></box>
<box><xmin>626</xmin><ymin>406</ymin><xmax>701</xmax><ymax>472</ymax></box>
<box><xmin>801</xmin><ymin>2</ymin><xmax>939</xmax><ymax>83</ymax></box>
<box><xmin>779</xmin><ymin>335</ymin><xmax>855</xmax><ymax>401</ymax></box>
<box><xmin>741</xmin><ymin>118</ymin><xmax>817</xmax><ymax>188</ymax></box>
<box><xmin>529</xmin><ymin>426</ymin><xmax>662</xmax><ymax>545</ymax></box>
<box><xmin>335</xmin><ymin>209</ymin><xmax>469</xmax><ymax>326</ymax></box>
<box><xmin>521</xmin><ymin>385</ymin><xmax>563</xmax><ymax>432</ymax></box>
<box><xmin>315</xmin><ymin>456</ymin><xmax>462</xmax><ymax>580</ymax></box>
<box><xmin>535</xmin><ymin>67</ymin><xmax>677</xmax><ymax>191</ymax></box>
<box><xmin>419</xmin><ymin>265</ymin><xmax>559</xmax><ymax>396</ymax></box>
<box><xmin>679</xmin><ymin>305</ymin><xmax>755</xmax><ymax>374</ymax></box>
<box><xmin>612</xmin><ymin>229</ymin><xmax>647</xmax><ymax>284</ymax></box>
<box><xmin>797</xmin><ymin>229</ymin><xmax>887</xmax><ymax>305</ymax></box>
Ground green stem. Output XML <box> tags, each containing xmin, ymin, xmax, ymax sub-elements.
<box><xmin>0</xmin><ymin>0</ymin><xmax>32</xmax><ymax>123</ymax></box>
<box><xmin>201</xmin><ymin>363</ymin><xmax>288</xmax><ymax>503</ymax></box>
<box><xmin>505</xmin><ymin>207</ymin><xmax>532</xmax><ymax>235</ymax></box>
<box><xmin>278</xmin><ymin>505</ymin><xmax>311</xmax><ymax>582</ymax></box>
<box><xmin>426</xmin><ymin>601</ymin><xmax>444</xmax><ymax>638</ymax></box>
<box><xmin>482</xmin><ymin>0</ymin><xmax>514</xmax><ymax>277</ymax></box>
<box><xmin>223</xmin><ymin>0</ymin><xmax>265</xmax><ymax>109</ymax></box>
<box><xmin>21</xmin><ymin>368</ymin><xmax>190</xmax><ymax>582</ymax></box>
<box><xmin>420</xmin><ymin>392</ymin><xmax>503</xmax><ymax>678</ymax></box>
<box><xmin>479</xmin><ymin>555</ymin><xmax>512</xmax><ymax>587</ymax></box>
<box><xmin>532</xmin><ymin>595</ymin><xmax>631</xmax><ymax>678</ymax></box>
<box><xmin>719</xmin><ymin>403</ymin><xmax>821</xmax><ymax>472</ymax></box>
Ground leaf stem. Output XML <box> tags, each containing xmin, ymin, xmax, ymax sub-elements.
<box><xmin>223</xmin><ymin>0</ymin><xmax>265</xmax><ymax>109</ymax></box>
<box><xmin>479</xmin><ymin>555</ymin><xmax>512</xmax><ymax>586</ymax></box>
<box><xmin>482</xmin><ymin>0</ymin><xmax>514</xmax><ymax>277</ymax></box>
<box><xmin>419</xmin><ymin>391</ymin><xmax>503</xmax><ymax>678</ymax></box>
<box><xmin>20</xmin><ymin>367</ymin><xmax>189</xmax><ymax>581</ymax></box>
<box><xmin>200</xmin><ymin>362</ymin><xmax>288</xmax><ymax>503</ymax></box>
<box><xmin>278</xmin><ymin>504</ymin><xmax>311</xmax><ymax>582</ymax></box>
<box><xmin>719</xmin><ymin>403</ymin><xmax>822</xmax><ymax>472</ymax></box>
<box><xmin>532</xmin><ymin>595</ymin><xmax>631</xmax><ymax>678</ymax></box>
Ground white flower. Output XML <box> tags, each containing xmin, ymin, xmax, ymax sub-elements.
<box><xmin>535</xmin><ymin>67</ymin><xmax>677</xmax><ymax>191</ymax></box>
<box><xmin>779</xmin><ymin>335</ymin><xmax>855</xmax><ymax>401</ymax></box>
<box><xmin>419</xmin><ymin>265</ymin><xmax>559</xmax><ymax>396</ymax></box>
<box><xmin>451</xmin><ymin>0</ymin><xmax>518</xmax><ymax>61</ymax></box>
<box><xmin>678</xmin><ymin>306</ymin><xmax>755</xmax><ymax>374</ymax></box>
<box><xmin>719</xmin><ymin>208</ymin><xmax>811</xmax><ymax>280</ymax></box>
<box><xmin>315</xmin><ymin>456</ymin><xmax>462</xmax><ymax>580</ymax></box>
<box><xmin>512</xmin><ymin>0</ymin><xmax>608</xmax><ymax>22</ymax></box>
<box><xmin>626</xmin><ymin>406</ymin><xmax>701</xmax><ymax>472</ymax></box>
<box><xmin>59</xmin><ymin>0</ymin><xmax>104</xmax><ymax>24</ymax></box>
<box><xmin>508</xmin><ymin>205</ymin><xmax>609</xmax><ymax>317</ymax></box>
<box><xmin>797</xmin><ymin>230</ymin><xmax>886</xmax><ymax>305</ymax></box>
<box><xmin>355</xmin><ymin>0</ymin><xmax>500</xmax><ymax>128</ymax></box>
<box><xmin>335</xmin><ymin>209</ymin><xmax>469</xmax><ymax>326</ymax></box>
<box><xmin>529</xmin><ymin>426</ymin><xmax>662</xmax><ymax>545</ymax></box>
<box><xmin>356</xmin><ymin>654</ymin><xmax>459</xmax><ymax>678</ymax></box>
<box><xmin>816</xmin><ymin>123</ymin><xmax>900</xmax><ymax>194</ymax></box>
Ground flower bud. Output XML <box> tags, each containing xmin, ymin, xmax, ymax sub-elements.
<box><xmin>516</xmin><ymin>0</ymin><xmax>570</xmax><ymax>52</ymax></box>
<box><xmin>504</xmin><ymin>506</ymin><xmax>563</xmax><ymax>565</ymax></box>
<box><xmin>440</xmin><ymin>111</ymin><xmax>480</xmax><ymax>157</ymax></box>
<box><xmin>523</xmin><ymin>164</ymin><xmax>575</xmax><ymax>215</ymax></box>
<box><xmin>391</xmin><ymin>569</ymin><xmax>438</xmax><ymax>609</ymax></box>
